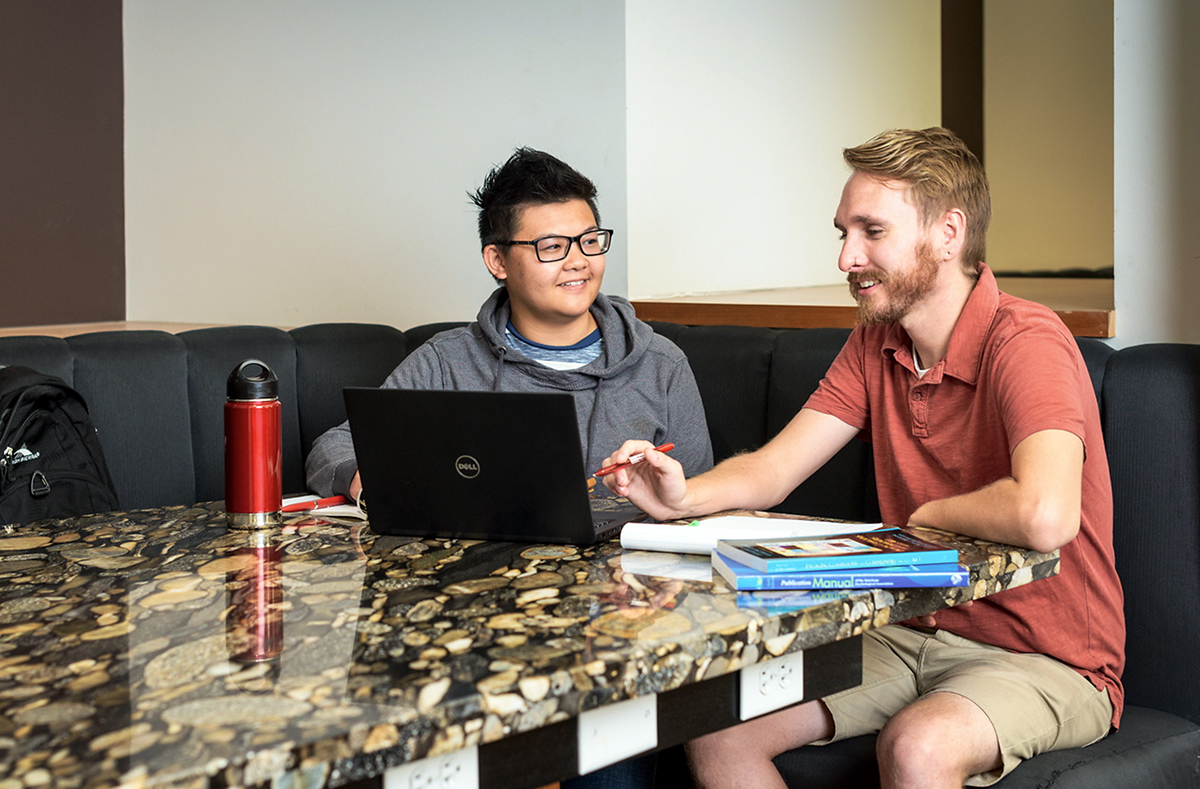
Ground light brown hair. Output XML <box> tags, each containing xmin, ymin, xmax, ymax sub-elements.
<box><xmin>843</xmin><ymin>127</ymin><xmax>990</xmax><ymax>275</ymax></box>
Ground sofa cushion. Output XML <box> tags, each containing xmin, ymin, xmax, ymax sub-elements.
<box><xmin>766</xmin><ymin>328</ymin><xmax>879</xmax><ymax>522</ymax></box>
<box><xmin>996</xmin><ymin>706</ymin><xmax>1200</xmax><ymax>788</ymax></box>
<box><xmin>290</xmin><ymin>323</ymin><xmax>408</xmax><ymax>455</ymax></box>
<box><xmin>179</xmin><ymin>327</ymin><xmax>304</xmax><ymax>501</ymax></box>
<box><xmin>0</xmin><ymin>335</ymin><xmax>75</xmax><ymax>384</ymax></box>
<box><xmin>1075</xmin><ymin>337</ymin><xmax>1114</xmax><ymax>408</ymax></box>
<box><xmin>772</xmin><ymin>733</ymin><xmax>877</xmax><ymax>789</ymax></box>
<box><xmin>771</xmin><ymin>706</ymin><xmax>1200</xmax><ymax>789</ymax></box>
<box><xmin>403</xmin><ymin>321</ymin><xmax>469</xmax><ymax>352</ymax></box>
<box><xmin>649</xmin><ymin>323</ymin><xmax>778</xmax><ymax>464</ymax></box>
<box><xmin>66</xmin><ymin>331</ymin><xmax>195</xmax><ymax>510</ymax></box>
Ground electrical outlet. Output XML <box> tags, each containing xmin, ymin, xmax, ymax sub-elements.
<box><xmin>738</xmin><ymin>650</ymin><xmax>806</xmax><ymax>720</ymax></box>
<box><xmin>383</xmin><ymin>746</ymin><xmax>479</xmax><ymax>789</ymax></box>
<box><xmin>576</xmin><ymin>693</ymin><xmax>658</xmax><ymax>776</ymax></box>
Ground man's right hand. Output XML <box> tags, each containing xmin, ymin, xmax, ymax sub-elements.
<box><xmin>599</xmin><ymin>440</ymin><xmax>691</xmax><ymax>521</ymax></box>
<box><xmin>602</xmin><ymin>410</ymin><xmax>859</xmax><ymax>524</ymax></box>
<box><xmin>349</xmin><ymin>471</ymin><xmax>363</xmax><ymax>502</ymax></box>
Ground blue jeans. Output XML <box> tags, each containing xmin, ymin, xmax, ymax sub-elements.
<box><xmin>562</xmin><ymin>753</ymin><xmax>658</xmax><ymax>789</ymax></box>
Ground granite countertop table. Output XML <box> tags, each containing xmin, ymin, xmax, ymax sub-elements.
<box><xmin>0</xmin><ymin>506</ymin><xmax>1058</xmax><ymax>789</ymax></box>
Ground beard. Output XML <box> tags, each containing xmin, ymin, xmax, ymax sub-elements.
<box><xmin>849</xmin><ymin>241</ymin><xmax>940</xmax><ymax>326</ymax></box>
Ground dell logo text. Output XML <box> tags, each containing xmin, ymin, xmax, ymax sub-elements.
<box><xmin>454</xmin><ymin>455</ymin><xmax>481</xmax><ymax>479</ymax></box>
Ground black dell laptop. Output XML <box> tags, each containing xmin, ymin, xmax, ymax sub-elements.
<box><xmin>342</xmin><ymin>388</ymin><xmax>643</xmax><ymax>544</ymax></box>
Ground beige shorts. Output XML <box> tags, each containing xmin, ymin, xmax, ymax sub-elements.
<box><xmin>821</xmin><ymin>625</ymin><xmax>1113</xmax><ymax>786</ymax></box>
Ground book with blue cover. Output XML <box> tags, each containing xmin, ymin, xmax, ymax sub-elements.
<box><xmin>712</xmin><ymin>550</ymin><xmax>968</xmax><ymax>590</ymax></box>
<box><xmin>734</xmin><ymin>589</ymin><xmax>852</xmax><ymax>614</ymax></box>
<box><xmin>714</xmin><ymin>526</ymin><xmax>958</xmax><ymax>573</ymax></box>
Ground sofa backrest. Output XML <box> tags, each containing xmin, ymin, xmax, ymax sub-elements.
<box><xmin>0</xmin><ymin>331</ymin><xmax>197</xmax><ymax>510</ymax></box>
<box><xmin>65</xmin><ymin>331</ymin><xmax>197</xmax><ymax>509</ymax></box>
<box><xmin>1101</xmin><ymin>344</ymin><xmax>1200</xmax><ymax>723</ymax></box>
<box><xmin>648</xmin><ymin>323</ymin><xmax>779</xmax><ymax>462</ymax></box>
<box><xmin>651</xmin><ymin>323</ymin><xmax>880</xmax><ymax>521</ymax></box>
<box><xmin>0</xmin><ymin>324</ymin><xmax>412</xmax><ymax>512</ymax></box>
<box><xmin>0</xmin><ymin>321</ymin><xmax>1119</xmax><ymax>520</ymax></box>
<box><xmin>289</xmin><ymin>323</ymin><xmax>409</xmax><ymax>456</ymax></box>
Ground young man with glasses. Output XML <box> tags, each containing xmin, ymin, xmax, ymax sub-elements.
<box><xmin>306</xmin><ymin>148</ymin><xmax>713</xmax><ymax>513</ymax></box>
<box><xmin>601</xmin><ymin>128</ymin><xmax>1123</xmax><ymax>788</ymax></box>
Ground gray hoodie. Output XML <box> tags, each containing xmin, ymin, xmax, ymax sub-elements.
<box><xmin>305</xmin><ymin>288</ymin><xmax>713</xmax><ymax>497</ymax></box>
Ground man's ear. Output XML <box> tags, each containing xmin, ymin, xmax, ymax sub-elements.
<box><xmin>482</xmin><ymin>244</ymin><xmax>508</xmax><ymax>281</ymax></box>
<box><xmin>938</xmin><ymin>208</ymin><xmax>968</xmax><ymax>262</ymax></box>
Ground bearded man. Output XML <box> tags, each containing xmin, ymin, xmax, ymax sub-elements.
<box><xmin>600</xmin><ymin>127</ymin><xmax>1124</xmax><ymax>789</ymax></box>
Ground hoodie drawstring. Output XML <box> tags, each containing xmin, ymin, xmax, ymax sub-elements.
<box><xmin>493</xmin><ymin>346</ymin><xmax>507</xmax><ymax>391</ymax></box>
<box><xmin>585</xmin><ymin>376</ymin><xmax>604</xmax><ymax>475</ymax></box>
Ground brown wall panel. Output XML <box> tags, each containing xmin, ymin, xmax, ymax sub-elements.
<box><xmin>0</xmin><ymin>0</ymin><xmax>125</xmax><ymax>328</ymax></box>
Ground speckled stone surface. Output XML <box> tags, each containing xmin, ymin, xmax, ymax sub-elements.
<box><xmin>0</xmin><ymin>506</ymin><xmax>1057</xmax><ymax>788</ymax></box>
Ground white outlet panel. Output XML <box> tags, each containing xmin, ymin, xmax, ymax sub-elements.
<box><xmin>383</xmin><ymin>745</ymin><xmax>479</xmax><ymax>789</ymax></box>
<box><xmin>576</xmin><ymin>693</ymin><xmax>658</xmax><ymax>776</ymax></box>
<box><xmin>738</xmin><ymin>650</ymin><xmax>806</xmax><ymax>720</ymax></box>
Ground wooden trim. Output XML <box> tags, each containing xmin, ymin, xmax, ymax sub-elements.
<box><xmin>0</xmin><ymin>321</ymin><xmax>239</xmax><ymax>339</ymax></box>
<box><xmin>633</xmin><ymin>302</ymin><xmax>858</xmax><ymax>331</ymax></box>
<box><xmin>633</xmin><ymin>300</ymin><xmax>1112</xmax><ymax>338</ymax></box>
<box><xmin>632</xmin><ymin>278</ymin><xmax>1115</xmax><ymax>338</ymax></box>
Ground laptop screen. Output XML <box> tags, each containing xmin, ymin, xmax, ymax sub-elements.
<box><xmin>344</xmin><ymin>388</ymin><xmax>634</xmax><ymax>544</ymax></box>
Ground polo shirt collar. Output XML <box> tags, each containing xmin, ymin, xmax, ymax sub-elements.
<box><xmin>881</xmin><ymin>263</ymin><xmax>999</xmax><ymax>386</ymax></box>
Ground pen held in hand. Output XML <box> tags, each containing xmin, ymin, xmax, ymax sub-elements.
<box><xmin>594</xmin><ymin>443</ymin><xmax>675</xmax><ymax>477</ymax></box>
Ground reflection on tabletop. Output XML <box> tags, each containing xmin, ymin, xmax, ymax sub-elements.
<box><xmin>0</xmin><ymin>504</ymin><xmax>1057</xmax><ymax>788</ymax></box>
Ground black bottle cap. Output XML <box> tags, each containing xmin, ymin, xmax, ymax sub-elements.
<box><xmin>227</xmin><ymin>359</ymin><xmax>278</xmax><ymax>400</ymax></box>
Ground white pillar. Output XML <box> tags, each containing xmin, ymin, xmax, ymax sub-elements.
<box><xmin>1112</xmin><ymin>0</ymin><xmax>1200</xmax><ymax>346</ymax></box>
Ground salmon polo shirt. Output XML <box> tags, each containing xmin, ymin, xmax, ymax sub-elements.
<box><xmin>804</xmin><ymin>265</ymin><xmax>1125</xmax><ymax>726</ymax></box>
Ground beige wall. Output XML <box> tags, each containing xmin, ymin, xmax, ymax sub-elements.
<box><xmin>984</xmin><ymin>0</ymin><xmax>1113</xmax><ymax>273</ymax></box>
<box><xmin>123</xmin><ymin>1</ymin><xmax>627</xmax><ymax>328</ymax></box>
<box><xmin>123</xmin><ymin>1</ymin><xmax>940</xmax><ymax>325</ymax></box>
<box><xmin>121</xmin><ymin>2</ymin><xmax>1200</xmax><ymax>344</ymax></box>
<box><xmin>626</xmin><ymin>0</ymin><xmax>941</xmax><ymax>298</ymax></box>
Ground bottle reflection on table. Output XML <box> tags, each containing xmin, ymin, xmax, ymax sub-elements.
<box><xmin>225</xmin><ymin>528</ymin><xmax>284</xmax><ymax>665</ymax></box>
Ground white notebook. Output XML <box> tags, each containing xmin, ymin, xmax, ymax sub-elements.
<box><xmin>620</xmin><ymin>514</ymin><xmax>882</xmax><ymax>555</ymax></box>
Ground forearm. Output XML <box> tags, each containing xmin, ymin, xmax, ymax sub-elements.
<box><xmin>678</xmin><ymin>409</ymin><xmax>858</xmax><ymax>517</ymax></box>
<box><xmin>908</xmin><ymin>478</ymin><xmax>1046</xmax><ymax>549</ymax></box>
<box><xmin>606</xmin><ymin>409</ymin><xmax>858</xmax><ymax>521</ymax></box>
<box><xmin>908</xmin><ymin>431</ymin><xmax>1084</xmax><ymax>553</ymax></box>
<box><xmin>676</xmin><ymin>452</ymin><xmax>796</xmax><ymax>517</ymax></box>
<box><xmin>305</xmin><ymin>420</ymin><xmax>358</xmax><ymax>497</ymax></box>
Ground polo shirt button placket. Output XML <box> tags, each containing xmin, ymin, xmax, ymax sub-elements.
<box><xmin>910</xmin><ymin>387</ymin><xmax>929</xmax><ymax>437</ymax></box>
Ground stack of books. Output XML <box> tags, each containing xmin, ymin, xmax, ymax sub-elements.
<box><xmin>711</xmin><ymin>526</ymin><xmax>968</xmax><ymax>590</ymax></box>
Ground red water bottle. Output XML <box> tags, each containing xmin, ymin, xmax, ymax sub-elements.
<box><xmin>225</xmin><ymin>359</ymin><xmax>282</xmax><ymax>528</ymax></box>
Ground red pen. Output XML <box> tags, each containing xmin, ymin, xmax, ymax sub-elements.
<box><xmin>281</xmin><ymin>495</ymin><xmax>347</xmax><ymax>513</ymax></box>
<box><xmin>594</xmin><ymin>443</ymin><xmax>675</xmax><ymax>477</ymax></box>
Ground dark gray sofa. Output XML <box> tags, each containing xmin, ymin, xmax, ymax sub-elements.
<box><xmin>0</xmin><ymin>322</ymin><xmax>1196</xmax><ymax>787</ymax></box>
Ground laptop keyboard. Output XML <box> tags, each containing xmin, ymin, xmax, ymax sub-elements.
<box><xmin>589</xmin><ymin>495</ymin><xmax>642</xmax><ymax>540</ymax></box>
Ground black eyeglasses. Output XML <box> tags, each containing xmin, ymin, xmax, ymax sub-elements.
<box><xmin>496</xmin><ymin>229</ymin><xmax>614</xmax><ymax>263</ymax></box>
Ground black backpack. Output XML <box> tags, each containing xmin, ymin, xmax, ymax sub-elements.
<box><xmin>0</xmin><ymin>366</ymin><xmax>120</xmax><ymax>525</ymax></box>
